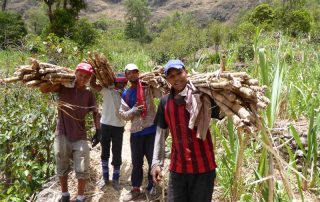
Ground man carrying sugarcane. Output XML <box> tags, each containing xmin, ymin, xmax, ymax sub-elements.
<box><xmin>40</xmin><ymin>63</ymin><xmax>100</xmax><ymax>202</ymax></box>
<box><xmin>119</xmin><ymin>63</ymin><xmax>158</xmax><ymax>201</ymax></box>
<box><xmin>151</xmin><ymin>59</ymin><xmax>221</xmax><ymax>202</ymax></box>
<box><xmin>90</xmin><ymin>73</ymin><xmax>128</xmax><ymax>191</ymax></box>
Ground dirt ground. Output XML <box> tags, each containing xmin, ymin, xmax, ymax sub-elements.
<box><xmin>35</xmin><ymin>122</ymin><xmax>166</xmax><ymax>202</ymax></box>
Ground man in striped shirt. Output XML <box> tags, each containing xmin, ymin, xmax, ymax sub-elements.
<box><xmin>151</xmin><ymin>59</ymin><xmax>220</xmax><ymax>202</ymax></box>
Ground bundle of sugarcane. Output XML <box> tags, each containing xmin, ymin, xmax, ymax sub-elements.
<box><xmin>139</xmin><ymin>66</ymin><xmax>171</xmax><ymax>93</ymax></box>
<box><xmin>2</xmin><ymin>59</ymin><xmax>75</xmax><ymax>87</ymax></box>
<box><xmin>87</xmin><ymin>53</ymin><xmax>115</xmax><ymax>87</ymax></box>
<box><xmin>189</xmin><ymin>71</ymin><xmax>269</xmax><ymax>134</ymax></box>
<box><xmin>137</xmin><ymin>65</ymin><xmax>269</xmax><ymax>133</ymax></box>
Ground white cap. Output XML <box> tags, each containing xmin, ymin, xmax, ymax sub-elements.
<box><xmin>124</xmin><ymin>63</ymin><xmax>139</xmax><ymax>72</ymax></box>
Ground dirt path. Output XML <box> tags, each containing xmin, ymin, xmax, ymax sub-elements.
<box><xmin>35</xmin><ymin>122</ymin><xmax>164</xmax><ymax>202</ymax></box>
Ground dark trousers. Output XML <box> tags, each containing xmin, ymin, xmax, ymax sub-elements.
<box><xmin>130</xmin><ymin>133</ymin><xmax>155</xmax><ymax>188</ymax></box>
<box><xmin>168</xmin><ymin>170</ymin><xmax>216</xmax><ymax>202</ymax></box>
<box><xmin>100</xmin><ymin>124</ymin><xmax>124</xmax><ymax>167</ymax></box>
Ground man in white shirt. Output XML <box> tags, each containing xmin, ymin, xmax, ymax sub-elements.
<box><xmin>90</xmin><ymin>73</ymin><xmax>128</xmax><ymax>191</ymax></box>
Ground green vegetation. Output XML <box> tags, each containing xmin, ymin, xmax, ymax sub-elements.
<box><xmin>0</xmin><ymin>11</ymin><xmax>27</xmax><ymax>49</ymax></box>
<box><xmin>1</xmin><ymin>1</ymin><xmax>320</xmax><ymax>201</ymax></box>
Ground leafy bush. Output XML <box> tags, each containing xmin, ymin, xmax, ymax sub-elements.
<box><xmin>148</xmin><ymin>17</ymin><xmax>206</xmax><ymax>64</ymax></box>
<box><xmin>281</xmin><ymin>9</ymin><xmax>312</xmax><ymax>37</ymax></box>
<box><xmin>249</xmin><ymin>3</ymin><xmax>275</xmax><ymax>29</ymax></box>
<box><xmin>93</xmin><ymin>19</ymin><xmax>109</xmax><ymax>31</ymax></box>
<box><xmin>48</xmin><ymin>9</ymin><xmax>76</xmax><ymax>37</ymax></box>
<box><xmin>0</xmin><ymin>11</ymin><xmax>27</xmax><ymax>49</ymax></box>
<box><xmin>71</xmin><ymin>18</ymin><xmax>97</xmax><ymax>50</ymax></box>
<box><xmin>25</xmin><ymin>5</ymin><xmax>49</xmax><ymax>35</ymax></box>
<box><xmin>237</xmin><ymin>21</ymin><xmax>257</xmax><ymax>43</ymax></box>
<box><xmin>237</xmin><ymin>44</ymin><xmax>254</xmax><ymax>62</ymax></box>
<box><xmin>152</xmin><ymin>12</ymin><xmax>194</xmax><ymax>32</ymax></box>
<box><xmin>124</xmin><ymin>0</ymin><xmax>150</xmax><ymax>42</ymax></box>
<box><xmin>0</xmin><ymin>86</ymin><xmax>56</xmax><ymax>200</ymax></box>
<box><xmin>206</xmin><ymin>21</ymin><xmax>226</xmax><ymax>51</ymax></box>
<box><xmin>43</xmin><ymin>34</ymin><xmax>81</xmax><ymax>67</ymax></box>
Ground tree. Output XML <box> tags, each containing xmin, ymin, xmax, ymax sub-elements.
<box><xmin>43</xmin><ymin>0</ymin><xmax>55</xmax><ymax>23</ymax></box>
<box><xmin>282</xmin><ymin>9</ymin><xmax>312</xmax><ymax>36</ymax></box>
<box><xmin>124</xmin><ymin>0</ymin><xmax>150</xmax><ymax>42</ymax></box>
<box><xmin>43</xmin><ymin>0</ymin><xmax>86</xmax><ymax>23</ymax></box>
<box><xmin>1</xmin><ymin>0</ymin><xmax>7</xmax><ymax>11</ymax></box>
<box><xmin>207</xmin><ymin>21</ymin><xmax>225</xmax><ymax>52</ymax></box>
<box><xmin>250</xmin><ymin>4</ymin><xmax>275</xmax><ymax>27</ymax></box>
<box><xmin>49</xmin><ymin>8</ymin><xmax>76</xmax><ymax>37</ymax></box>
<box><xmin>0</xmin><ymin>11</ymin><xmax>27</xmax><ymax>48</ymax></box>
<box><xmin>25</xmin><ymin>6</ymin><xmax>49</xmax><ymax>34</ymax></box>
<box><xmin>281</xmin><ymin>0</ymin><xmax>306</xmax><ymax>9</ymax></box>
<box><xmin>71</xmin><ymin>18</ymin><xmax>97</xmax><ymax>50</ymax></box>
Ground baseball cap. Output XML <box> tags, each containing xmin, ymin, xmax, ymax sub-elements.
<box><xmin>124</xmin><ymin>63</ymin><xmax>139</xmax><ymax>72</ymax></box>
<box><xmin>164</xmin><ymin>59</ymin><xmax>185</xmax><ymax>76</ymax></box>
<box><xmin>115</xmin><ymin>73</ymin><xmax>128</xmax><ymax>83</ymax></box>
<box><xmin>76</xmin><ymin>63</ymin><xmax>93</xmax><ymax>75</ymax></box>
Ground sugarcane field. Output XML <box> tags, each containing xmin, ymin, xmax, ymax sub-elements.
<box><xmin>0</xmin><ymin>1</ymin><xmax>320</xmax><ymax>202</ymax></box>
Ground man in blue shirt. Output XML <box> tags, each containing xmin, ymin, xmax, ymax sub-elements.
<box><xmin>119</xmin><ymin>63</ymin><xmax>157</xmax><ymax>201</ymax></box>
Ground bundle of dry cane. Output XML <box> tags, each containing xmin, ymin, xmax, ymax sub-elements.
<box><xmin>2</xmin><ymin>59</ymin><xmax>75</xmax><ymax>87</ymax></box>
<box><xmin>190</xmin><ymin>71</ymin><xmax>269</xmax><ymax>134</ymax></box>
<box><xmin>140</xmin><ymin>64</ymin><xmax>269</xmax><ymax>135</ymax></box>
<box><xmin>139</xmin><ymin>66</ymin><xmax>171</xmax><ymax>93</ymax></box>
<box><xmin>87</xmin><ymin>53</ymin><xmax>115</xmax><ymax>87</ymax></box>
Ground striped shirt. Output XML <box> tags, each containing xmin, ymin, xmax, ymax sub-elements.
<box><xmin>154</xmin><ymin>91</ymin><xmax>219</xmax><ymax>174</ymax></box>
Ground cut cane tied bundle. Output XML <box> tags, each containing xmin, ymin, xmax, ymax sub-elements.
<box><xmin>3</xmin><ymin>59</ymin><xmax>75</xmax><ymax>87</ymax></box>
<box><xmin>87</xmin><ymin>53</ymin><xmax>115</xmax><ymax>87</ymax></box>
<box><xmin>141</xmin><ymin>67</ymin><xmax>269</xmax><ymax>134</ymax></box>
<box><xmin>189</xmin><ymin>71</ymin><xmax>269</xmax><ymax>134</ymax></box>
<box><xmin>139</xmin><ymin>66</ymin><xmax>171</xmax><ymax>93</ymax></box>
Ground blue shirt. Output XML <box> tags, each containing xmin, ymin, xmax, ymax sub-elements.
<box><xmin>122</xmin><ymin>87</ymin><xmax>156</xmax><ymax>136</ymax></box>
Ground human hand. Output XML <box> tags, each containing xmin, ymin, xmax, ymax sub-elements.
<box><xmin>90</xmin><ymin>74</ymin><xmax>97</xmax><ymax>85</ymax></box>
<box><xmin>91</xmin><ymin>128</ymin><xmax>101</xmax><ymax>147</ymax></box>
<box><xmin>130</xmin><ymin>105</ymin><xmax>144</xmax><ymax>116</ymax></box>
<box><xmin>151</xmin><ymin>165</ymin><xmax>163</xmax><ymax>184</ymax></box>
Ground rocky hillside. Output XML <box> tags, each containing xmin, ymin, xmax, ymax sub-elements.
<box><xmin>6</xmin><ymin>0</ymin><xmax>266</xmax><ymax>25</ymax></box>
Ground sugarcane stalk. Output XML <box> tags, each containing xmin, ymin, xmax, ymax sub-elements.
<box><xmin>25</xmin><ymin>80</ymin><xmax>43</xmax><ymax>87</ymax></box>
<box><xmin>3</xmin><ymin>76</ymin><xmax>21</xmax><ymax>83</ymax></box>
<box><xmin>231</xmin><ymin>132</ymin><xmax>249</xmax><ymax>201</ymax></box>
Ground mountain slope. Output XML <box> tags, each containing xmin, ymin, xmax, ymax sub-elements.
<box><xmin>6</xmin><ymin>0</ymin><xmax>265</xmax><ymax>25</ymax></box>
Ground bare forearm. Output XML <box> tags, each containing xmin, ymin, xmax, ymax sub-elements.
<box><xmin>39</xmin><ymin>83</ymin><xmax>61</xmax><ymax>93</ymax></box>
<box><xmin>93</xmin><ymin>111</ymin><xmax>100</xmax><ymax>129</ymax></box>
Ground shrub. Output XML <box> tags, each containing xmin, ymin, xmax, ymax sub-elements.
<box><xmin>281</xmin><ymin>9</ymin><xmax>312</xmax><ymax>37</ymax></box>
<box><xmin>0</xmin><ymin>11</ymin><xmax>27</xmax><ymax>49</ymax></box>
<box><xmin>206</xmin><ymin>21</ymin><xmax>226</xmax><ymax>51</ymax></box>
<box><xmin>249</xmin><ymin>3</ymin><xmax>275</xmax><ymax>30</ymax></box>
<box><xmin>237</xmin><ymin>44</ymin><xmax>254</xmax><ymax>62</ymax></box>
<box><xmin>49</xmin><ymin>9</ymin><xmax>76</xmax><ymax>37</ymax></box>
<box><xmin>25</xmin><ymin>6</ymin><xmax>49</xmax><ymax>35</ymax></box>
<box><xmin>93</xmin><ymin>19</ymin><xmax>109</xmax><ymax>31</ymax></box>
<box><xmin>124</xmin><ymin>0</ymin><xmax>150</xmax><ymax>42</ymax></box>
<box><xmin>237</xmin><ymin>21</ymin><xmax>257</xmax><ymax>43</ymax></box>
<box><xmin>71</xmin><ymin>18</ymin><xmax>97</xmax><ymax>50</ymax></box>
<box><xmin>149</xmin><ymin>23</ymin><xmax>206</xmax><ymax>64</ymax></box>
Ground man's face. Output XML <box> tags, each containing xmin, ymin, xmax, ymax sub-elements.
<box><xmin>166</xmin><ymin>68</ymin><xmax>188</xmax><ymax>93</ymax></box>
<box><xmin>125</xmin><ymin>70</ymin><xmax>139</xmax><ymax>83</ymax></box>
<box><xmin>75</xmin><ymin>71</ymin><xmax>91</xmax><ymax>87</ymax></box>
